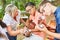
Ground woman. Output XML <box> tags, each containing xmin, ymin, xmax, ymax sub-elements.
<box><xmin>36</xmin><ymin>0</ymin><xmax>60</xmax><ymax>40</ymax></box>
<box><xmin>3</xmin><ymin>4</ymin><xmax>23</xmax><ymax>40</ymax></box>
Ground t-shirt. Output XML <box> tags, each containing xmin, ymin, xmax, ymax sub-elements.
<box><xmin>3</xmin><ymin>10</ymin><xmax>21</xmax><ymax>32</ymax></box>
<box><xmin>54</xmin><ymin>7</ymin><xmax>60</xmax><ymax>40</ymax></box>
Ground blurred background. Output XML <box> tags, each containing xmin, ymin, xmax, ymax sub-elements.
<box><xmin>0</xmin><ymin>0</ymin><xmax>60</xmax><ymax>18</ymax></box>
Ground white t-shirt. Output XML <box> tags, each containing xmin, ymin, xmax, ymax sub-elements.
<box><xmin>3</xmin><ymin>10</ymin><xmax>21</xmax><ymax>32</ymax></box>
<box><xmin>0</xmin><ymin>26</ymin><xmax>9</xmax><ymax>40</ymax></box>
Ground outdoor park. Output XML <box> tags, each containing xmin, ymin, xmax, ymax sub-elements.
<box><xmin>0</xmin><ymin>0</ymin><xmax>60</xmax><ymax>40</ymax></box>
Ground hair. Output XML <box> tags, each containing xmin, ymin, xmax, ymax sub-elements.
<box><xmin>5</xmin><ymin>4</ymin><xmax>17</xmax><ymax>14</ymax></box>
<box><xmin>39</xmin><ymin>0</ymin><xmax>51</xmax><ymax>6</ymax></box>
<box><xmin>0</xmin><ymin>19</ymin><xmax>7</xmax><ymax>28</ymax></box>
<box><xmin>25</xmin><ymin>2</ymin><xmax>35</xmax><ymax>8</ymax></box>
<box><xmin>38</xmin><ymin>0</ymin><xmax>53</xmax><ymax>12</ymax></box>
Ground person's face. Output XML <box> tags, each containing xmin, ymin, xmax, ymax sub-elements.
<box><xmin>12</xmin><ymin>8</ymin><xmax>18</xmax><ymax>17</ymax></box>
<box><xmin>26</xmin><ymin>6</ymin><xmax>36</xmax><ymax>15</ymax></box>
<box><xmin>39</xmin><ymin>3</ymin><xmax>52</xmax><ymax>16</ymax></box>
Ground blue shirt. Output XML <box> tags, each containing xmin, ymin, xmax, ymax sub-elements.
<box><xmin>54</xmin><ymin>7</ymin><xmax>60</xmax><ymax>40</ymax></box>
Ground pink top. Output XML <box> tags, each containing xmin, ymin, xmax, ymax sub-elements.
<box><xmin>29</xmin><ymin>11</ymin><xmax>46</xmax><ymax>38</ymax></box>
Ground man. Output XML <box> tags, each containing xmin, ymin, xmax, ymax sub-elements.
<box><xmin>37</xmin><ymin>0</ymin><xmax>60</xmax><ymax>40</ymax></box>
<box><xmin>23</xmin><ymin>2</ymin><xmax>46</xmax><ymax>40</ymax></box>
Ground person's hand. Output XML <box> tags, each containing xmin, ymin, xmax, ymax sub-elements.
<box><xmin>23</xmin><ymin>27</ymin><xmax>31</xmax><ymax>37</ymax></box>
<box><xmin>23</xmin><ymin>31</ymin><xmax>31</xmax><ymax>37</ymax></box>
<box><xmin>36</xmin><ymin>24</ymin><xmax>48</xmax><ymax>33</ymax></box>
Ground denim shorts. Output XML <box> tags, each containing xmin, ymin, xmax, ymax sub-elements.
<box><xmin>6</xmin><ymin>32</ymin><xmax>17</xmax><ymax>40</ymax></box>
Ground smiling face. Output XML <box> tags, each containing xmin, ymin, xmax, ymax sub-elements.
<box><xmin>26</xmin><ymin>6</ymin><xmax>36</xmax><ymax>15</ymax></box>
<box><xmin>39</xmin><ymin>3</ymin><xmax>52</xmax><ymax>16</ymax></box>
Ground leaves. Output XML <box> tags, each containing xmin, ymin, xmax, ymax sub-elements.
<box><xmin>0</xmin><ymin>0</ymin><xmax>60</xmax><ymax>18</ymax></box>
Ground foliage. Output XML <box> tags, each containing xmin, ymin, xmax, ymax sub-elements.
<box><xmin>0</xmin><ymin>0</ymin><xmax>60</xmax><ymax>18</ymax></box>
<box><xmin>0</xmin><ymin>0</ymin><xmax>42</xmax><ymax>18</ymax></box>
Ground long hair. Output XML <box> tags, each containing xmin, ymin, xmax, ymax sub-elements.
<box><xmin>5</xmin><ymin>4</ymin><xmax>17</xmax><ymax>15</ymax></box>
<box><xmin>38</xmin><ymin>0</ymin><xmax>51</xmax><ymax>12</ymax></box>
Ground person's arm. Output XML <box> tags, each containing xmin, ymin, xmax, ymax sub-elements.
<box><xmin>24</xmin><ymin>19</ymin><xmax>40</xmax><ymax>32</ymax></box>
<box><xmin>47</xmin><ymin>20</ymin><xmax>56</xmax><ymax>29</ymax></box>
<box><xmin>42</xmin><ymin>22</ymin><xmax>56</xmax><ymax>29</ymax></box>
<box><xmin>47</xmin><ymin>25</ymin><xmax>56</xmax><ymax>29</ymax></box>
<box><xmin>25</xmin><ymin>19</ymin><xmax>32</xmax><ymax>27</ymax></box>
<box><xmin>20</xmin><ymin>18</ymin><xmax>25</xmax><ymax>24</ymax></box>
<box><xmin>36</xmin><ymin>24</ymin><xmax>60</xmax><ymax>39</ymax></box>
<box><xmin>21</xmin><ymin>16</ymin><xmax>40</xmax><ymax>32</ymax></box>
<box><xmin>46</xmin><ymin>30</ymin><xmax>60</xmax><ymax>39</ymax></box>
<box><xmin>6</xmin><ymin>25</ymin><xmax>23</xmax><ymax>36</ymax></box>
<box><xmin>29</xmin><ymin>29</ymin><xmax>40</xmax><ymax>32</ymax></box>
<box><xmin>20</xmin><ymin>18</ymin><xmax>31</xmax><ymax>28</ymax></box>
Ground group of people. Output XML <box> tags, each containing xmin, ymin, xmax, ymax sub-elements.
<box><xmin>0</xmin><ymin>0</ymin><xmax>60</xmax><ymax>40</ymax></box>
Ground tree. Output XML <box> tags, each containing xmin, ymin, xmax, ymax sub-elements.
<box><xmin>0</xmin><ymin>0</ymin><xmax>60</xmax><ymax>18</ymax></box>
